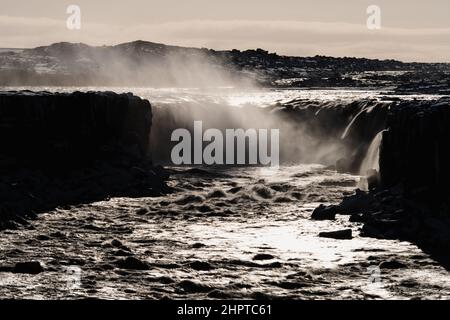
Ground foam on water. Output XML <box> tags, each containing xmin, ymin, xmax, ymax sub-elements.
<box><xmin>0</xmin><ymin>164</ymin><xmax>448</xmax><ymax>299</ymax></box>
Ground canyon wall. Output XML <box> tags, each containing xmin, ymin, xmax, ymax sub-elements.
<box><xmin>0</xmin><ymin>91</ymin><xmax>152</xmax><ymax>170</ymax></box>
<box><xmin>0</xmin><ymin>91</ymin><xmax>168</xmax><ymax>229</ymax></box>
<box><xmin>380</xmin><ymin>98</ymin><xmax>450</xmax><ymax>194</ymax></box>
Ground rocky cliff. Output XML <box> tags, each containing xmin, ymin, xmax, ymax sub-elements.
<box><xmin>380</xmin><ymin>98</ymin><xmax>450</xmax><ymax>193</ymax></box>
<box><xmin>312</xmin><ymin>97</ymin><xmax>450</xmax><ymax>267</ymax></box>
<box><xmin>0</xmin><ymin>91</ymin><xmax>169</xmax><ymax>229</ymax></box>
<box><xmin>0</xmin><ymin>91</ymin><xmax>152</xmax><ymax>169</ymax></box>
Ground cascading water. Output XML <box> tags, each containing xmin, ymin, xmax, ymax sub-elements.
<box><xmin>359</xmin><ymin>130</ymin><xmax>384</xmax><ymax>176</ymax></box>
<box><xmin>341</xmin><ymin>104</ymin><xmax>376</xmax><ymax>139</ymax></box>
<box><xmin>357</xmin><ymin>130</ymin><xmax>385</xmax><ymax>190</ymax></box>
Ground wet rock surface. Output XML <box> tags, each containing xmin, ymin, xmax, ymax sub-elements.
<box><xmin>12</xmin><ymin>261</ymin><xmax>45</xmax><ymax>275</ymax></box>
<box><xmin>319</xmin><ymin>229</ymin><xmax>353</xmax><ymax>240</ymax></box>
<box><xmin>326</xmin><ymin>187</ymin><xmax>450</xmax><ymax>269</ymax></box>
<box><xmin>311</xmin><ymin>204</ymin><xmax>337</xmax><ymax>220</ymax></box>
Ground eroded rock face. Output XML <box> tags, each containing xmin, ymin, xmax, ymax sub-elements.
<box><xmin>380</xmin><ymin>98</ymin><xmax>450</xmax><ymax>194</ymax></box>
<box><xmin>0</xmin><ymin>90</ymin><xmax>152</xmax><ymax>169</ymax></box>
<box><xmin>0</xmin><ymin>91</ymin><xmax>169</xmax><ymax>229</ymax></box>
<box><xmin>317</xmin><ymin>97</ymin><xmax>450</xmax><ymax>266</ymax></box>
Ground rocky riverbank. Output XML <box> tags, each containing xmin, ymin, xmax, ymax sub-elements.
<box><xmin>0</xmin><ymin>91</ymin><xmax>170</xmax><ymax>229</ymax></box>
<box><xmin>312</xmin><ymin>97</ymin><xmax>450</xmax><ymax>269</ymax></box>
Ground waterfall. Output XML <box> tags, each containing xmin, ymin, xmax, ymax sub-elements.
<box><xmin>341</xmin><ymin>105</ymin><xmax>376</xmax><ymax>140</ymax></box>
<box><xmin>359</xmin><ymin>130</ymin><xmax>384</xmax><ymax>176</ymax></box>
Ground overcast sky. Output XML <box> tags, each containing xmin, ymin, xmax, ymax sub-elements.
<box><xmin>1</xmin><ymin>0</ymin><xmax>449</xmax><ymax>62</ymax></box>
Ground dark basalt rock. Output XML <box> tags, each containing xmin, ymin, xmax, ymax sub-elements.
<box><xmin>13</xmin><ymin>261</ymin><xmax>44</xmax><ymax>274</ymax></box>
<box><xmin>311</xmin><ymin>204</ymin><xmax>337</xmax><ymax>220</ymax></box>
<box><xmin>0</xmin><ymin>91</ymin><xmax>171</xmax><ymax>229</ymax></box>
<box><xmin>380</xmin><ymin>98</ymin><xmax>450</xmax><ymax>193</ymax></box>
<box><xmin>0</xmin><ymin>90</ymin><xmax>152</xmax><ymax>168</ymax></box>
<box><xmin>253</xmin><ymin>254</ymin><xmax>276</xmax><ymax>261</ymax></box>
<box><xmin>318</xmin><ymin>98</ymin><xmax>450</xmax><ymax>269</ymax></box>
<box><xmin>319</xmin><ymin>229</ymin><xmax>353</xmax><ymax>240</ymax></box>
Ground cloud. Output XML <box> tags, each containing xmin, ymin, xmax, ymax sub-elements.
<box><xmin>1</xmin><ymin>15</ymin><xmax>449</xmax><ymax>62</ymax></box>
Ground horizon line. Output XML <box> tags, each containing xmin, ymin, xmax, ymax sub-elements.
<box><xmin>2</xmin><ymin>40</ymin><xmax>450</xmax><ymax>65</ymax></box>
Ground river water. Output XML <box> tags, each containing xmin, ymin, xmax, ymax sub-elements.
<box><xmin>0</xmin><ymin>87</ymin><xmax>448</xmax><ymax>299</ymax></box>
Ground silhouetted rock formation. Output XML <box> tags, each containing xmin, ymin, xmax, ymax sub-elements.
<box><xmin>0</xmin><ymin>90</ymin><xmax>152</xmax><ymax>169</ymax></box>
<box><xmin>313</xmin><ymin>97</ymin><xmax>450</xmax><ymax>268</ymax></box>
<box><xmin>380</xmin><ymin>98</ymin><xmax>450</xmax><ymax>193</ymax></box>
<box><xmin>0</xmin><ymin>91</ymin><xmax>170</xmax><ymax>229</ymax></box>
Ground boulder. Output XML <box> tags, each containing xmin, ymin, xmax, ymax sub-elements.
<box><xmin>13</xmin><ymin>261</ymin><xmax>44</xmax><ymax>274</ymax></box>
<box><xmin>319</xmin><ymin>229</ymin><xmax>353</xmax><ymax>240</ymax></box>
<box><xmin>311</xmin><ymin>204</ymin><xmax>337</xmax><ymax>220</ymax></box>
<box><xmin>253</xmin><ymin>254</ymin><xmax>276</xmax><ymax>261</ymax></box>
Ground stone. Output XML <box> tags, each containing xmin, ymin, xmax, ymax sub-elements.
<box><xmin>191</xmin><ymin>243</ymin><xmax>206</xmax><ymax>249</ymax></box>
<box><xmin>253</xmin><ymin>254</ymin><xmax>276</xmax><ymax>261</ymax></box>
<box><xmin>319</xmin><ymin>229</ymin><xmax>353</xmax><ymax>240</ymax></box>
<box><xmin>13</xmin><ymin>261</ymin><xmax>44</xmax><ymax>274</ymax></box>
<box><xmin>311</xmin><ymin>204</ymin><xmax>337</xmax><ymax>220</ymax></box>
<box><xmin>0</xmin><ymin>91</ymin><xmax>171</xmax><ymax>231</ymax></box>
<box><xmin>338</xmin><ymin>190</ymin><xmax>372</xmax><ymax>214</ymax></box>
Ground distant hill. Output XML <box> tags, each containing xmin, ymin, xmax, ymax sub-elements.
<box><xmin>1</xmin><ymin>40</ymin><xmax>449</xmax><ymax>91</ymax></box>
